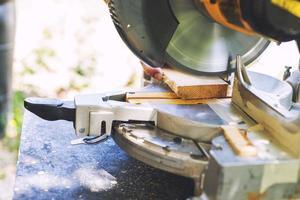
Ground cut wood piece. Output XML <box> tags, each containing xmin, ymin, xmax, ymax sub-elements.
<box><xmin>163</xmin><ymin>69</ymin><xmax>228</xmax><ymax>100</ymax></box>
<box><xmin>127</xmin><ymin>98</ymin><xmax>220</xmax><ymax>105</ymax></box>
<box><xmin>221</xmin><ymin>126</ymin><xmax>257</xmax><ymax>157</ymax></box>
<box><xmin>126</xmin><ymin>92</ymin><xmax>178</xmax><ymax>100</ymax></box>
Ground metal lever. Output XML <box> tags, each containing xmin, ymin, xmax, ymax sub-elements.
<box><xmin>25</xmin><ymin>94</ymin><xmax>157</xmax><ymax>137</ymax></box>
<box><xmin>24</xmin><ymin>97</ymin><xmax>75</xmax><ymax>122</ymax></box>
<box><xmin>285</xmin><ymin>58</ymin><xmax>300</xmax><ymax>102</ymax></box>
<box><xmin>283</xmin><ymin>66</ymin><xmax>292</xmax><ymax>80</ymax></box>
<box><xmin>236</xmin><ymin>55</ymin><xmax>252</xmax><ymax>86</ymax></box>
<box><xmin>286</xmin><ymin>72</ymin><xmax>300</xmax><ymax>103</ymax></box>
<box><xmin>71</xmin><ymin>135</ymin><xmax>109</xmax><ymax>145</ymax></box>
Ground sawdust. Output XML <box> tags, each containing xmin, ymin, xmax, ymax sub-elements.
<box><xmin>75</xmin><ymin>167</ymin><xmax>117</xmax><ymax>192</ymax></box>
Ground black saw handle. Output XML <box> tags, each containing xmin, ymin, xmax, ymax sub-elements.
<box><xmin>24</xmin><ymin>97</ymin><xmax>75</xmax><ymax>122</ymax></box>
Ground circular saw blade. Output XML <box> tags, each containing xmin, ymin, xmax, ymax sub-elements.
<box><xmin>165</xmin><ymin>0</ymin><xmax>269</xmax><ymax>74</ymax></box>
<box><xmin>109</xmin><ymin>0</ymin><xmax>269</xmax><ymax>74</ymax></box>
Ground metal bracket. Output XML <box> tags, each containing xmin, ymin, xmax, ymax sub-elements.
<box><xmin>74</xmin><ymin>93</ymin><xmax>157</xmax><ymax>137</ymax></box>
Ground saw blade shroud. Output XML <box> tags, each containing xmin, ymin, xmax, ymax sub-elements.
<box><xmin>108</xmin><ymin>0</ymin><xmax>269</xmax><ymax>75</ymax></box>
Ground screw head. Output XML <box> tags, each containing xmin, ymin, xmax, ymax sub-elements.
<box><xmin>79</xmin><ymin>128</ymin><xmax>85</xmax><ymax>133</ymax></box>
<box><xmin>215</xmin><ymin>143</ymin><xmax>223</xmax><ymax>151</ymax></box>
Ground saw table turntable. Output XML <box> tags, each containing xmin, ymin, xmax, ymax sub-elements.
<box><xmin>20</xmin><ymin>0</ymin><xmax>300</xmax><ymax>199</ymax></box>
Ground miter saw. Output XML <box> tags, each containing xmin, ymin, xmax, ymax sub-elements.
<box><xmin>24</xmin><ymin>0</ymin><xmax>300</xmax><ymax>199</ymax></box>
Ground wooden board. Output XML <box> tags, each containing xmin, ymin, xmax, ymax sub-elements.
<box><xmin>162</xmin><ymin>69</ymin><xmax>228</xmax><ymax>100</ymax></box>
<box><xmin>125</xmin><ymin>91</ymin><xmax>226</xmax><ymax>105</ymax></box>
<box><xmin>127</xmin><ymin>98</ymin><xmax>220</xmax><ymax>105</ymax></box>
<box><xmin>126</xmin><ymin>92</ymin><xmax>178</xmax><ymax>100</ymax></box>
<box><xmin>222</xmin><ymin>126</ymin><xmax>257</xmax><ymax>157</ymax></box>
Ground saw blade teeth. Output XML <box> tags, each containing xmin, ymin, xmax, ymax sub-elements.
<box><xmin>108</xmin><ymin>0</ymin><xmax>122</xmax><ymax>28</ymax></box>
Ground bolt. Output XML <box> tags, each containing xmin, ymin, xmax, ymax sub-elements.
<box><xmin>122</xmin><ymin>127</ymin><xmax>132</xmax><ymax>133</ymax></box>
<box><xmin>238</xmin><ymin>121</ymin><xmax>245</xmax><ymax>125</ymax></box>
<box><xmin>215</xmin><ymin>143</ymin><xmax>223</xmax><ymax>151</ymax></box>
<box><xmin>162</xmin><ymin>146</ymin><xmax>171</xmax><ymax>152</ymax></box>
<box><xmin>190</xmin><ymin>153</ymin><xmax>206</xmax><ymax>160</ymax></box>
<box><xmin>79</xmin><ymin>128</ymin><xmax>85</xmax><ymax>133</ymax></box>
<box><xmin>173</xmin><ymin>137</ymin><xmax>182</xmax><ymax>144</ymax></box>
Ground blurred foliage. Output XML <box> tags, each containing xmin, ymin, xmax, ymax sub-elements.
<box><xmin>12</xmin><ymin>91</ymin><xmax>26</xmax><ymax>136</ymax></box>
<box><xmin>20</xmin><ymin>61</ymin><xmax>35</xmax><ymax>75</ymax></box>
<box><xmin>75</xmin><ymin>65</ymin><xmax>86</xmax><ymax>77</ymax></box>
<box><xmin>0</xmin><ymin>170</ymin><xmax>5</xmax><ymax>180</ymax></box>
<box><xmin>0</xmin><ymin>113</ymin><xmax>5</xmax><ymax>137</ymax></box>
<box><xmin>2</xmin><ymin>91</ymin><xmax>26</xmax><ymax>153</ymax></box>
<box><xmin>34</xmin><ymin>47</ymin><xmax>55</xmax><ymax>70</ymax></box>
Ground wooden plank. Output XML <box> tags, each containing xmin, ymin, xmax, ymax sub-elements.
<box><xmin>126</xmin><ymin>92</ymin><xmax>178</xmax><ymax>100</ymax></box>
<box><xmin>162</xmin><ymin>69</ymin><xmax>228</xmax><ymax>100</ymax></box>
<box><xmin>221</xmin><ymin>126</ymin><xmax>257</xmax><ymax>157</ymax></box>
<box><xmin>127</xmin><ymin>98</ymin><xmax>220</xmax><ymax>105</ymax></box>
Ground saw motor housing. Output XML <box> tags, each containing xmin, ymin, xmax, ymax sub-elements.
<box><xmin>199</xmin><ymin>0</ymin><xmax>300</xmax><ymax>42</ymax></box>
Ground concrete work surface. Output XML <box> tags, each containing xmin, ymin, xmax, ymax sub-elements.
<box><xmin>13</xmin><ymin>111</ymin><xmax>194</xmax><ymax>200</ymax></box>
